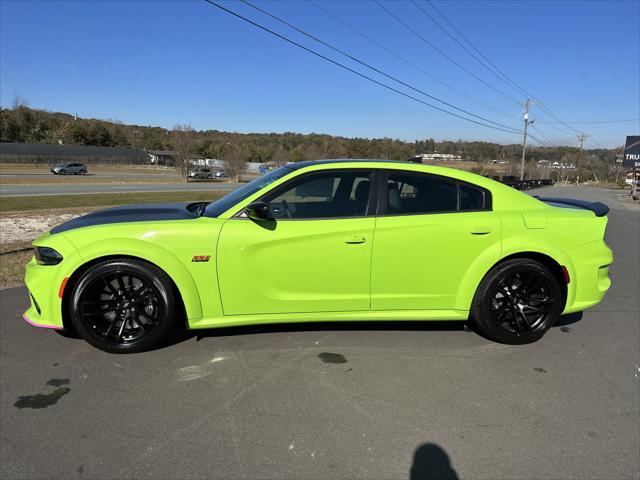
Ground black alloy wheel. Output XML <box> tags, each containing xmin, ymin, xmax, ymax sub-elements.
<box><xmin>70</xmin><ymin>259</ymin><xmax>177</xmax><ymax>353</ymax></box>
<box><xmin>470</xmin><ymin>259</ymin><xmax>563</xmax><ymax>344</ymax></box>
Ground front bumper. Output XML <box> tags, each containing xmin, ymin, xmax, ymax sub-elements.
<box><xmin>22</xmin><ymin>234</ymin><xmax>78</xmax><ymax>329</ymax></box>
<box><xmin>23</xmin><ymin>257</ymin><xmax>66</xmax><ymax>329</ymax></box>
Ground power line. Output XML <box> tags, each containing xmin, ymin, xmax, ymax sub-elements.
<box><xmin>422</xmin><ymin>1</ymin><xmax>599</xmax><ymax>143</ymax></box>
<box><xmin>412</xmin><ymin>0</ymin><xmax>527</xmax><ymax>98</ymax></box>
<box><xmin>240</xmin><ymin>0</ymin><xmax>519</xmax><ymax>132</ymax></box>
<box><xmin>532</xmin><ymin>112</ymin><xmax>580</xmax><ymax>136</ymax></box>
<box><xmin>530</xmin><ymin>124</ymin><xmax>555</xmax><ymax>146</ymax></box>
<box><xmin>537</xmin><ymin>118</ymin><xmax>640</xmax><ymax>125</ymax></box>
<box><xmin>532</xmin><ymin>122</ymin><xmax>579</xmax><ymax>145</ymax></box>
<box><xmin>203</xmin><ymin>0</ymin><xmax>523</xmax><ymax>134</ymax></box>
<box><xmin>585</xmin><ymin>137</ymin><xmax>612</xmax><ymax>150</ymax></box>
<box><xmin>528</xmin><ymin>134</ymin><xmax>553</xmax><ymax>148</ymax></box>
<box><xmin>424</xmin><ymin>0</ymin><xmax>531</xmax><ymax>99</ymax></box>
<box><xmin>374</xmin><ymin>0</ymin><xmax>522</xmax><ymax>106</ymax></box>
<box><xmin>535</xmin><ymin>101</ymin><xmax>584</xmax><ymax>135</ymax></box>
<box><xmin>309</xmin><ymin>0</ymin><xmax>516</xmax><ymax>120</ymax></box>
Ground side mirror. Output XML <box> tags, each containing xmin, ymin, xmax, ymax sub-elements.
<box><xmin>245</xmin><ymin>201</ymin><xmax>271</xmax><ymax>221</ymax></box>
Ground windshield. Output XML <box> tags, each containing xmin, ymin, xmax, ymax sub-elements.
<box><xmin>204</xmin><ymin>166</ymin><xmax>294</xmax><ymax>217</ymax></box>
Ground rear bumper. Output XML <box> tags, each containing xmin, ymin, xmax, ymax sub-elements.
<box><xmin>563</xmin><ymin>240</ymin><xmax>613</xmax><ymax>314</ymax></box>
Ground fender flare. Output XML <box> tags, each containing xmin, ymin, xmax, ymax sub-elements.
<box><xmin>66</xmin><ymin>238</ymin><xmax>203</xmax><ymax>320</ymax></box>
<box><xmin>454</xmin><ymin>236</ymin><xmax>575</xmax><ymax>311</ymax></box>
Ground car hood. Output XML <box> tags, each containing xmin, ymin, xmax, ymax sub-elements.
<box><xmin>50</xmin><ymin>202</ymin><xmax>203</xmax><ymax>235</ymax></box>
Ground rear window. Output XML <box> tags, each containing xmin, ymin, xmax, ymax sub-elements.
<box><xmin>460</xmin><ymin>184</ymin><xmax>486</xmax><ymax>210</ymax></box>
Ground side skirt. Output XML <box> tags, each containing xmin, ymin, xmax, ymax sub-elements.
<box><xmin>188</xmin><ymin>309</ymin><xmax>469</xmax><ymax>330</ymax></box>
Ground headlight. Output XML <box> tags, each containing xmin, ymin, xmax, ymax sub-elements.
<box><xmin>35</xmin><ymin>247</ymin><xmax>63</xmax><ymax>265</ymax></box>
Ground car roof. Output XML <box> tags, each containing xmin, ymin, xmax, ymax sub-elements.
<box><xmin>287</xmin><ymin>159</ymin><xmax>415</xmax><ymax>170</ymax></box>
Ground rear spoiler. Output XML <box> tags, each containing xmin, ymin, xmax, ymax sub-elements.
<box><xmin>534</xmin><ymin>197</ymin><xmax>610</xmax><ymax>217</ymax></box>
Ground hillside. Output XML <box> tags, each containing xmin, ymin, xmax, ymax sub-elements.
<box><xmin>0</xmin><ymin>105</ymin><xmax>623</xmax><ymax>180</ymax></box>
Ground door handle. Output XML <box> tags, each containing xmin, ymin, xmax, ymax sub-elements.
<box><xmin>470</xmin><ymin>226</ymin><xmax>492</xmax><ymax>235</ymax></box>
<box><xmin>345</xmin><ymin>234</ymin><xmax>367</xmax><ymax>244</ymax></box>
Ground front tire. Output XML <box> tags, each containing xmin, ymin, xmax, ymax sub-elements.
<box><xmin>469</xmin><ymin>259</ymin><xmax>563</xmax><ymax>344</ymax></box>
<box><xmin>70</xmin><ymin>258</ymin><xmax>177</xmax><ymax>353</ymax></box>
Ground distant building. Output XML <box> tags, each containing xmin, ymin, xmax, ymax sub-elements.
<box><xmin>537</xmin><ymin>159</ymin><xmax>575</xmax><ymax>169</ymax></box>
<box><xmin>147</xmin><ymin>150</ymin><xmax>178</xmax><ymax>167</ymax></box>
<box><xmin>412</xmin><ymin>153</ymin><xmax>463</xmax><ymax>162</ymax></box>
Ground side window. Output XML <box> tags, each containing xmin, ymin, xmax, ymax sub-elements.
<box><xmin>386</xmin><ymin>173</ymin><xmax>458</xmax><ymax>214</ymax></box>
<box><xmin>383</xmin><ymin>172</ymin><xmax>489</xmax><ymax>215</ymax></box>
<box><xmin>263</xmin><ymin>171</ymin><xmax>372</xmax><ymax>219</ymax></box>
<box><xmin>460</xmin><ymin>184</ymin><xmax>485</xmax><ymax>210</ymax></box>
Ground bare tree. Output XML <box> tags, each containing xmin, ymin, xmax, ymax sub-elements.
<box><xmin>172</xmin><ymin>123</ymin><xmax>195</xmax><ymax>182</ymax></box>
<box><xmin>11</xmin><ymin>94</ymin><xmax>28</xmax><ymax>110</ymax></box>
<box><xmin>271</xmin><ymin>146</ymin><xmax>289</xmax><ymax>166</ymax></box>
<box><xmin>224</xmin><ymin>143</ymin><xmax>248</xmax><ymax>182</ymax></box>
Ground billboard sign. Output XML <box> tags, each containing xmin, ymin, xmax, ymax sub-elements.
<box><xmin>623</xmin><ymin>136</ymin><xmax>640</xmax><ymax>168</ymax></box>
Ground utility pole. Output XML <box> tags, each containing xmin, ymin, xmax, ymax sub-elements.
<box><xmin>575</xmin><ymin>133</ymin><xmax>588</xmax><ymax>185</ymax></box>
<box><xmin>520</xmin><ymin>98</ymin><xmax>533</xmax><ymax>180</ymax></box>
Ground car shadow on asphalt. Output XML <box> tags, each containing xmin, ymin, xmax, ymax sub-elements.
<box><xmin>162</xmin><ymin>320</ymin><xmax>467</xmax><ymax>348</ymax></box>
<box><xmin>162</xmin><ymin>311</ymin><xmax>585</xmax><ymax>349</ymax></box>
<box><xmin>54</xmin><ymin>312</ymin><xmax>586</xmax><ymax>351</ymax></box>
<box><xmin>554</xmin><ymin>311</ymin><xmax>583</xmax><ymax>327</ymax></box>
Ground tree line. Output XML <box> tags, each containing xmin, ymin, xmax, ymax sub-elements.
<box><xmin>0</xmin><ymin>103</ymin><xmax>625</xmax><ymax>181</ymax></box>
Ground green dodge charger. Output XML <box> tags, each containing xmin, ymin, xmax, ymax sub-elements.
<box><xmin>24</xmin><ymin>160</ymin><xmax>613</xmax><ymax>353</ymax></box>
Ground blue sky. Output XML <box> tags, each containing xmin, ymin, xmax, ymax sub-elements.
<box><xmin>1</xmin><ymin>0</ymin><xmax>638</xmax><ymax>148</ymax></box>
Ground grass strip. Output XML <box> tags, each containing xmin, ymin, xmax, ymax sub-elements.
<box><xmin>1</xmin><ymin>191</ymin><xmax>227</xmax><ymax>213</ymax></box>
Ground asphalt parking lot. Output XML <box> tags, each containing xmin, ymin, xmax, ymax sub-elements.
<box><xmin>0</xmin><ymin>185</ymin><xmax>638</xmax><ymax>480</ymax></box>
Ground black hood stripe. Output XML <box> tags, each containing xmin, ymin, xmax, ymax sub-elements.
<box><xmin>50</xmin><ymin>202</ymin><xmax>200</xmax><ymax>234</ymax></box>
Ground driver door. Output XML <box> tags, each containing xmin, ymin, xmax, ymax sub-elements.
<box><xmin>217</xmin><ymin>169</ymin><xmax>376</xmax><ymax>315</ymax></box>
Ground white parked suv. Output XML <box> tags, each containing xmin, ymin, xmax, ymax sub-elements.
<box><xmin>50</xmin><ymin>162</ymin><xmax>88</xmax><ymax>175</ymax></box>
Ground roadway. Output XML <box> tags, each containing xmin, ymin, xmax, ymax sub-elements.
<box><xmin>0</xmin><ymin>186</ymin><xmax>638</xmax><ymax>479</ymax></box>
<box><xmin>0</xmin><ymin>182</ymin><xmax>235</xmax><ymax>197</ymax></box>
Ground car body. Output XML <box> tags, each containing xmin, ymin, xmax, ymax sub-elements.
<box><xmin>188</xmin><ymin>168</ymin><xmax>212</xmax><ymax>179</ymax></box>
<box><xmin>50</xmin><ymin>162</ymin><xmax>87</xmax><ymax>175</ymax></box>
<box><xmin>24</xmin><ymin>160</ymin><xmax>613</xmax><ymax>352</ymax></box>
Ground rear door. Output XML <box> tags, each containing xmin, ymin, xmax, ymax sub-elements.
<box><xmin>217</xmin><ymin>169</ymin><xmax>377</xmax><ymax>315</ymax></box>
<box><xmin>371</xmin><ymin>170</ymin><xmax>501</xmax><ymax>310</ymax></box>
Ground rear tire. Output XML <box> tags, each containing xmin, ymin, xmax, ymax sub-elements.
<box><xmin>70</xmin><ymin>258</ymin><xmax>177</xmax><ymax>353</ymax></box>
<box><xmin>469</xmin><ymin>259</ymin><xmax>563</xmax><ymax>344</ymax></box>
